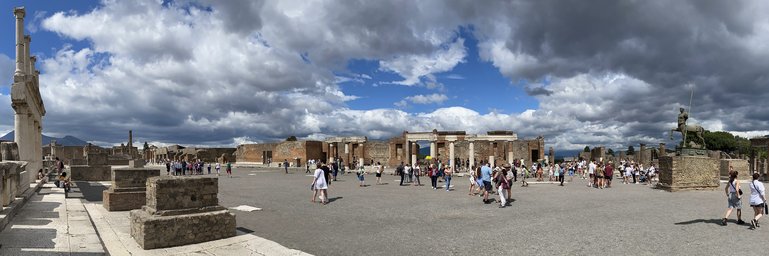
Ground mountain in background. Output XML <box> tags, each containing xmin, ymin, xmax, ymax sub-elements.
<box><xmin>0</xmin><ymin>131</ymin><xmax>89</xmax><ymax>146</ymax></box>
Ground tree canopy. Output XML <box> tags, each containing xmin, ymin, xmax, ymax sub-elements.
<box><xmin>286</xmin><ymin>136</ymin><xmax>298</xmax><ymax>141</ymax></box>
<box><xmin>584</xmin><ymin>146</ymin><xmax>590</xmax><ymax>152</ymax></box>
<box><xmin>627</xmin><ymin>145</ymin><xmax>635</xmax><ymax>155</ymax></box>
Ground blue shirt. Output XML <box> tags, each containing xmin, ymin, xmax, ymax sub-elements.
<box><xmin>481</xmin><ymin>166</ymin><xmax>492</xmax><ymax>182</ymax></box>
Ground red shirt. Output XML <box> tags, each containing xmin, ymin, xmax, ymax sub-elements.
<box><xmin>604</xmin><ymin>164</ymin><xmax>614</xmax><ymax>177</ymax></box>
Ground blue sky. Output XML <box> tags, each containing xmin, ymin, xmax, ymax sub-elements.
<box><xmin>0</xmin><ymin>0</ymin><xmax>767</xmax><ymax>151</ymax></box>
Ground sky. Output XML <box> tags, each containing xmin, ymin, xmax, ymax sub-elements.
<box><xmin>0</xmin><ymin>0</ymin><xmax>768</xmax><ymax>150</ymax></box>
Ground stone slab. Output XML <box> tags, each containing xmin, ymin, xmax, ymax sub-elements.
<box><xmin>145</xmin><ymin>176</ymin><xmax>219</xmax><ymax>212</ymax></box>
<box><xmin>111</xmin><ymin>168</ymin><xmax>160</xmax><ymax>189</ymax></box>
<box><xmin>103</xmin><ymin>190</ymin><xmax>147</xmax><ymax>211</ymax></box>
<box><xmin>130</xmin><ymin>209</ymin><xmax>236</xmax><ymax>249</ymax></box>
<box><xmin>70</xmin><ymin>165</ymin><xmax>112</xmax><ymax>181</ymax></box>
<box><xmin>719</xmin><ymin>159</ymin><xmax>749</xmax><ymax>177</ymax></box>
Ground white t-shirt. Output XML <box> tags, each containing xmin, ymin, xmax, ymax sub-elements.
<box><xmin>313</xmin><ymin>168</ymin><xmax>328</xmax><ymax>190</ymax></box>
<box><xmin>404</xmin><ymin>166</ymin><xmax>411</xmax><ymax>174</ymax></box>
<box><xmin>588</xmin><ymin>162</ymin><xmax>596</xmax><ymax>174</ymax></box>
<box><xmin>375</xmin><ymin>165</ymin><xmax>381</xmax><ymax>174</ymax></box>
<box><xmin>625</xmin><ymin>166</ymin><xmax>634</xmax><ymax>176</ymax></box>
<box><xmin>750</xmin><ymin>180</ymin><xmax>766</xmax><ymax>205</ymax></box>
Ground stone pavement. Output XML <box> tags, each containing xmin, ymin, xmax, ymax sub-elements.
<box><xmin>1</xmin><ymin>179</ymin><xmax>311</xmax><ymax>256</ymax></box>
<box><xmin>84</xmin><ymin>201</ymin><xmax>310</xmax><ymax>256</ymax></box>
<box><xmin>0</xmin><ymin>183</ymin><xmax>105</xmax><ymax>255</ymax></box>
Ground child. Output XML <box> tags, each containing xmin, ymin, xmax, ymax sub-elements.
<box><xmin>357</xmin><ymin>165</ymin><xmax>366</xmax><ymax>187</ymax></box>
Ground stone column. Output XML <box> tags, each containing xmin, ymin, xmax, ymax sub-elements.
<box><xmin>549</xmin><ymin>147</ymin><xmax>555</xmax><ymax>164</ymax></box>
<box><xmin>659</xmin><ymin>143</ymin><xmax>666</xmax><ymax>158</ymax></box>
<box><xmin>640</xmin><ymin>144</ymin><xmax>647</xmax><ymax>164</ymax></box>
<box><xmin>489</xmin><ymin>156</ymin><xmax>495</xmax><ymax>168</ymax></box>
<box><xmin>430</xmin><ymin>141</ymin><xmax>437</xmax><ymax>160</ymax></box>
<box><xmin>14</xmin><ymin>109</ymin><xmax>30</xmax><ymax>184</ymax></box>
<box><xmin>468</xmin><ymin>142</ymin><xmax>474</xmax><ymax>169</ymax></box>
<box><xmin>449</xmin><ymin>141</ymin><xmax>455</xmax><ymax>168</ymax></box>
<box><xmin>507</xmin><ymin>141</ymin><xmax>514</xmax><ymax>165</ymax></box>
<box><xmin>128</xmin><ymin>130</ymin><xmax>133</xmax><ymax>158</ymax></box>
<box><xmin>23</xmin><ymin>36</ymin><xmax>30</xmax><ymax>75</ymax></box>
<box><xmin>403</xmin><ymin>141</ymin><xmax>410</xmax><ymax>165</ymax></box>
<box><xmin>328</xmin><ymin>144</ymin><xmax>334</xmax><ymax>163</ymax></box>
<box><xmin>411</xmin><ymin>143</ymin><xmax>417</xmax><ymax>166</ymax></box>
<box><xmin>358</xmin><ymin>143</ymin><xmax>365</xmax><ymax>165</ymax></box>
<box><xmin>14</xmin><ymin>8</ymin><xmax>25</xmax><ymax>76</ymax></box>
<box><xmin>50</xmin><ymin>140</ymin><xmax>56</xmax><ymax>158</ymax></box>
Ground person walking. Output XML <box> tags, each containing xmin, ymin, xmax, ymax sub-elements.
<box><xmin>356</xmin><ymin>165</ymin><xmax>366</xmax><ymax>187</ymax></box>
<box><xmin>722</xmin><ymin>171</ymin><xmax>745</xmax><ymax>226</ymax></box>
<box><xmin>215</xmin><ymin>162</ymin><xmax>221</xmax><ymax>176</ymax></box>
<box><xmin>495</xmin><ymin>168</ymin><xmax>510</xmax><ymax>208</ymax></box>
<box><xmin>558</xmin><ymin>163</ymin><xmax>566</xmax><ymax>186</ymax></box>
<box><xmin>405</xmin><ymin>164</ymin><xmax>412</xmax><ymax>183</ymax></box>
<box><xmin>311</xmin><ymin>163</ymin><xmax>329</xmax><ymax>205</ymax></box>
<box><xmin>749</xmin><ymin>173</ymin><xmax>766</xmax><ymax>229</ymax></box>
<box><xmin>398</xmin><ymin>162</ymin><xmax>406</xmax><ymax>186</ymax></box>
<box><xmin>226</xmin><ymin>162</ymin><xmax>232</xmax><ymax>178</ymax></box>
<box><xmin>375</xmin><ymin>162</ymin><xmax>383</xmax><ymax>185</ymax></box>
<box><xmin>283</xmin><ymin>159</ymin><xmax>290</xmax><ymax>174</ymax></box>
<box><xmin>481</xmin><ymin>163</ymin><xmax>493</xmax><ymax>204</ymax></box>
<box><xmin>468</xmin><ymin>167</ymin><xmax>478</xmax><ymax>196</ymax></box>
<box><xmin>429</xmin><ymin>164</ymin><xmax>439</xmax><ymax>189</ymax></box>
<box><xmin>207</xmin><ymin>163</ymin><xmax>212</xmax><ymax>175</ymax></box>
<box><xmin>444</xmin><ymin>166</ymin><xmax>453</xmax><ymax>191</ymax></box>
<box><xmin>165</xmin><ymin>161</ymin><xmax>171</xmax><ymax>176</ymax></box>
<box><xmin>604</xmin><ymin>162</ymin><xmax>614</xmax><ymax>188</ymax></box>
<box><xmin>413</xmin><ymin>164</ymin><xmax>422</xmax><ymax>186</ymax></box>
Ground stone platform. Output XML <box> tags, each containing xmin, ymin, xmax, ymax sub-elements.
<box><xmin>103</xmin><ymin>167</ymin><xmax>159</xmax><ymax>211</ymax></box>
<box><xmin>130</xmin><ymin>176</ymin><xmax>236</xmax><ymax>249</ymax></box>
<box><xmin>658</xmin><ymin>155</ymin><xmax>719</xmax><ymax>191</ymax></box>
<box><xmin>70</xmin><ymin>165</ymin><xmax>112</xmax><ymax>181</ymax></box>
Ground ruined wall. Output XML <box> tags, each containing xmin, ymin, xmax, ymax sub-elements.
<box><xmin>720</xmin><ymin>159</ymin><xmax>749</xmax><ymax>177</ymax></box>
<box><xmin>194</xmin><ymin>148</ymin><xmax>237</xmax><ymax>163</ymax></box>
<box><xmin>235</xmin><ymin>143</ymin><xmax>276</xmax><ymax>163</ymax></box>
<box><xmin>43</xmin><ymin>146</ymin><xmax>88</xmax><ymax>165</ymax></box>
<box><xmin>366</xmin><ymin>141</ymin><xmax>391</xmax><ymax>166</ymax></box>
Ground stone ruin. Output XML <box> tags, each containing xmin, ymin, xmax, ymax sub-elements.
<box><xmin>130</xmin><ymin>176</ymin><xmax>236</xmax><ymax>249</ymax></box>
<box><xmin>0</xmin><ymin>142</ymin><xmax>27</xmax><ymax>207</ymax></box>
<box><xmin>102</xmin><ymin>160</ymin><xmax>159</xmax><ymax>211</ymax></box>
<box><xmin>2</xmin><ymin>7</ymin><xmax>43</xmax><ymax>208</ymax></box>
<box><xmin>70</xmin><ymin>148</ymin><xmax>112</xmax><ymax>181</ymax></box>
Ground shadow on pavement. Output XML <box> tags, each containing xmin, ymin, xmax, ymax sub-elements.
<box><xmin>74</xmin><ymin>181</ymin><xmax>108</xmax><ymax>202</ymax></box>
<box><xmin>674</xmin><ymin>219</ymin><xmax>724</xmax><ymax>226</ymax></box>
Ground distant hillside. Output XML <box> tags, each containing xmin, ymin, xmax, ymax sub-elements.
<box><xmin>0</xmin><ymin>131</ymin><xmax>89</xmax><ymax>146</ymax></box>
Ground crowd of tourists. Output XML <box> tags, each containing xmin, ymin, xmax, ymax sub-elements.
<box><xmin>161</xmin><ymin>159</ymin><xmax>232</xmax><ymax>178</ymax></box>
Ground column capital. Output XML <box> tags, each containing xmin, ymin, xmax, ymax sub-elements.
<box><xmin>14</xmin><ymin>7</ymin><xmax>25</xmax><ymax>19</ymax></box>
<box><xmin>24</xmin><ymin>35</ymin><xmax>31</xmax><ymax>43</ymax></box>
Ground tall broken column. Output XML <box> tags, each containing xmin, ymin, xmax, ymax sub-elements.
<box><xmin>11</xmin><ymin>7</ymin><xmax>46</xmax><ymax>188</ymax></box>
<box><xmin>128</xmin><ymin>130</ymin><xmax>133</xmax><ymax>158</ymax></box>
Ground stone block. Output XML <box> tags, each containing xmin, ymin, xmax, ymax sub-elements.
<box><xmin>102</xmin><ymin>168</ymin><xmax>160</xmax><ymax>211</ymax></box>
<box><xmin>70</xmin><ymin>165</ymin><xmax>112</xmax><ymax>181</ymax></box>
<box><xmin>145</xmin><ymin>176</ymin><xmax>219</xmax><ymax>213</ymax></box>
<box><xmin>130</xmin><ymin>176</ymin><xmax>236</xmax><ymax>249</ymax></box>
<box><xmin>112</xmin><ymin>168</ymin><xmax>159</xmax><ymax>189</ymax></box>
<box><xmin>0</xmin><ymin>142</ymin><xmax>20</xmax><ymax>161</ymax></box>
<box><xmin>104</xmin><ymin>190</ymin><xmax>147</xmax><ymax>211</ymax></box>
<box><xmin>720</xmin><ymin>159</ymin><xmax>749</xmax><ymax>177</ymax></box>
<box><xmin>658</xmin><ymin>156</ymin><xmax>719</xmax><ymax>192</ymax></box>
<box><xmin>70</xmin><ymin>158</ymin><xmax>87</xmax><ymax>165</ymax></box>
<box><xmin>130</xmin><ymin>209</ymin><xmax>236</xmax><ymax>249</ymax></box>
<box><xmin>128</xmin><ymin>159</ymin><xmax>146</xmax><ymax>168</ymax></box>
<box><xmin>86</xmin><ymin>153</ymin><xmax>108</xmax><ymax>166</ymax></box>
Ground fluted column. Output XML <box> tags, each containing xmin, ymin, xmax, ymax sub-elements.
<box><xmin>449</xmin><ymin>141</ymin><xmax>455</xmax><ymax>168</ymax></box>
<box><xmin>14</xmin><ymin>8</ymin><xmax>25</xmax><ymax>76</ymax></box>
<box><xmin>468</xmin><ymin>142</ymin><xmax>474</xmax><ymax>169</ymax></box>
<box><xmin>403</xmin><ymin>141</ymin><xmax>410</xmax><ymax>165</ymax></box>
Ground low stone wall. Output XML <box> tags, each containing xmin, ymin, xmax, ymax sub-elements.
<box><xmin>130</xmin><ymin>176</ymin><xmax>235</xmax><ymax>249</ymax></box>
<box><xmin>658</xmin><ymin>156</ymin><xmax>719</xmax><ymax>192</ymax></box>
<box><xmin>720</xmin><ymin>159</ymin><xmax>749</xmax><ymax>177</ymax></box>
<box><xmin>70</xmin><ymin>165</ymin><xmax>112</xmax><ymax>181</ymax></box>
<box><xmin>103</xmin><ymin>167</ymin><xmax>160</xmax><ymax>211</ymax></box>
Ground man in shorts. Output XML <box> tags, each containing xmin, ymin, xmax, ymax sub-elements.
<box><xmin>604</xmin><ymin>162</ymin><xmax>614</xmax><ymax>188</ymax></box>
<box><xmin>587</xmin><ymin>160</ymin><xmax>596</xmax><ymax>187</ymax></box>
<box><xmin>481</xmin><ymin>163</ymin><xmax>493</xmax><ymax>204</ymax></box>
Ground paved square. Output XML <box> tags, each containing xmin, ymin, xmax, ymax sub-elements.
<box><xmin>217</xmin><ymin>167</ymin><xmax>767</xmax><ymax>256</ymax></box>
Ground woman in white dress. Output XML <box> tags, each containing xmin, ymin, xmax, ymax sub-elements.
<box><xmin>311</xmin><ymin>163</ymin><xmax>329</xmax><ymax>204</ymax></box>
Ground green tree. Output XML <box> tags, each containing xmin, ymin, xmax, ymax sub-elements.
<box><xmin>607</xmin><ymin>148</ymin><xmax>615</xmax><ymax>156</ymax></box>
<box><xmin>627</xmin><ymin>145</ymin><xmax>635</xmax><ymax>155</ymax></box>
<box><xmin>584</xmin><ymin>146</ymin><xmax>590</xmax><ymax>152</ymax></box>
<box><xmin>286</xmin><ymin>136</ymin><xmax>297</xmax><ymax>141</ymax></box>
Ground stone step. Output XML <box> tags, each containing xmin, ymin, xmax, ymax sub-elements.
<box><xmin>64</xmin><ymin>181</ymin><xmax>84</xmax><ymax>199</ymax></box>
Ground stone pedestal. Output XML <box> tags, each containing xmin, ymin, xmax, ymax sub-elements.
<box><xmin>70</xmin><ymin>166</ymin><xmax>111</xmax><ymax>181</ymax></box>
<box><xmin>103</xmin><ymin>167</ymin><xmax>160</xmax><ymax>211</ymax></box>
<box><xmin>0</xmin><ymin>161</ymin><xmax>27</xmax><ymax>206</ymax></box>
<box><xmin>658</xmin><ymin>156</ymin><xmax>719</xmax><ymax>192</ymax></box>
<box><xmin>130</xmin><ymin>176</ymin><xmax>236</xmax><ymax>249</ymax></box>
